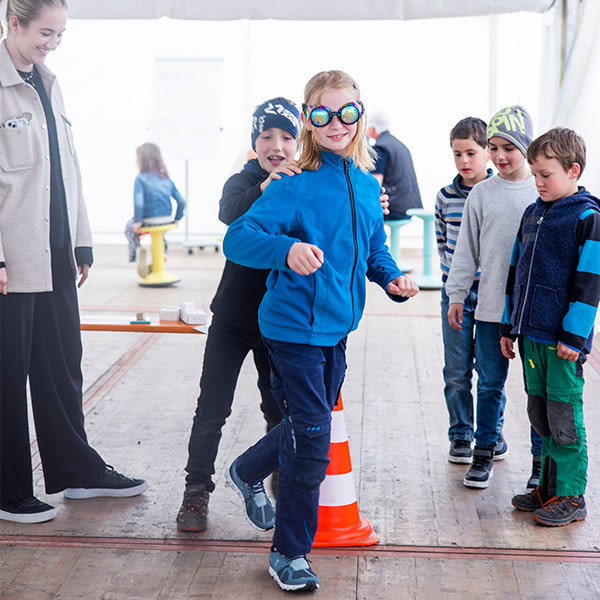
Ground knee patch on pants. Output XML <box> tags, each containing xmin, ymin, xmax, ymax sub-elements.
<box><xmin>547</xmin><ymin>399</ymin><xmax>577</xmax><ymax>445</ymax></box>
<box><xmin>527</xmin><ymin>395</ymin><xmax>550</xmax><ymax>438</ymax></box>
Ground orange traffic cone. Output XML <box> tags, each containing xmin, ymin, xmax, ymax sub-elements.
<box><xmin>313</xmin><ymin>394</ymin><xmax>378</xmax><ymax>547</ymax></box>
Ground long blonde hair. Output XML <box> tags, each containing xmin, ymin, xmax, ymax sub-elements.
<box><xmin>298</xmin><ymin>70</ymin><xmax>375</xmax><ymax>172</ymax></box>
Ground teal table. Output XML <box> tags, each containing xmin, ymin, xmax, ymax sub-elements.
<box><xmin>406</xmin><ymin>209</ymin><xmax>441</xmax><ymax>290</ymax></box>
<box><xmin>384</xmin><ymin>218</ymin><xmax>414</xmax><ymax>273</ymax></box>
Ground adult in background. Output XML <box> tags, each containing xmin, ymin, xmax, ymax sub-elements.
<box><xmin>368</xmin><ymin>110</ymin><xmax>422</xmax><ymax>220</ymax></box>
<box><xmin>0</xmin><ymin>0</ymin><xmax>146</xmax><ymax>525</ymax></box>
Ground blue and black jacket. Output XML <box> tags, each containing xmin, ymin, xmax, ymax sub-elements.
<box><xmin>501</xmin><ymin>187</ymin><xmax>600</xmax><ymax>353</ymax></box>
<box><xmin>223</xmin><ymin>151</ymin><xmax>405</xmax><ymax>346</ymax></box>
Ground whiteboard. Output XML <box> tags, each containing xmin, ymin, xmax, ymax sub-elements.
<box><xmin>148</xmin><ymin>57</ymin><xmax>223</xmax><ymax>161</ymax></box>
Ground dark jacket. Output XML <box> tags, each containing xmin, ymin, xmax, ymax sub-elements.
<box><xmin>224</xmin><ymin>152</ymin><xmax>405</xmax><ymax>346</ymax></box>
<box><xmin>210</xmin><ymin>159</ymin><xmax>270</xmax><ymax>330</ymax></box>
<box><xmin>373</xmin><ymin>131</ymin><xmax>422</xmax><ymax>217</ymax></box>
<box><xmin>501</xmin><ymin>188</ymin><xmax>600</xmax><ymax>353</ymax></box>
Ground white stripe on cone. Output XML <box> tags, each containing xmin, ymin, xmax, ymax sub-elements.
<box><xmin>330</xmin><ymin>409</ymin><xmax>348</xmax><ymax>444</ymax></box>
<box><xmin>319</xmin><ymin>472</ymin><xmax>357</xmax><ymax>506</ymax></box>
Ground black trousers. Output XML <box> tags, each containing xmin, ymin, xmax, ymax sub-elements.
<box><xmin>184</xmin><ymin>316</ymin><xmax>283</xmax><ymax>491</ymax></box>
<box><xmin>0</xmin><ymin>248</ymin><xmax>105</xmax><ymax>503</ymax></box>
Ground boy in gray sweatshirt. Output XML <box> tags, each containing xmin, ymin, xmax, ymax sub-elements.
<box><xmin>446</xmin><ymin>105</ymin><xmax>538</xmax><ymax>489</ymax></box>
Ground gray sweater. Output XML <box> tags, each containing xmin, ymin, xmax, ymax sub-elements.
<box><xmin>445</xmin><ymin>175</ymin><xmax>538</xmax><ymax>322</ymax></box>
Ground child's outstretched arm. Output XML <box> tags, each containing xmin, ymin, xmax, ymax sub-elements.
<box><xmin>387</xmin><ymin>275</ymin><xmax>419</xmax><ymax>298</ymax></box>
<box><xmin>558</xmin><ymin>208</ymin><xmax>600</xmax><ymax>360</ymax></box>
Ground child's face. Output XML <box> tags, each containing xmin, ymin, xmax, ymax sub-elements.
<box><xmin>307</xmin><ymin>87</ymin><xmax>358</xmax><ymax>155</ymax></box>
<box><xmin>451</xmin><ymin>137</ymin><xmax>489</xmax><ymax>186</ymax></box>
<box><xmin>530</xmin><ymin>155</ymin><xmax>580</xmax><ymax>203</ymax></box>
<box><xmin>255</xmin><ymin>128</ymin><xmax>297</xmax><ymax>173</ymax></box>
<box><xmin>488</xmin><ymin>137</ymin><xmax>528</xmax><ymax>181</ymax></box>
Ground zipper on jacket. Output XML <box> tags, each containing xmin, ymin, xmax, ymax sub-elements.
<box><xmin>343</xmin><ymin>159</ymin><xmax>358</xmax><ymax>330</ymax></box>
<box><xmin>517</xmin><ymin>205</ymin><xmax>549</xmax><ymax>334</ymax></box>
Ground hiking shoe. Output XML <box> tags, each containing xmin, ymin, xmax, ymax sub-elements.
<box><xmin>63</xmin><ymin>466</ymin><xmax>147</xmax><ymax>499</ymax></box>
<box><xmin>0</xmin><ymin>496</ymin><xmax>57</xmax><ymax>524</ymax></box>
<box><xmin>512</xmin><ymin>486</ymin><xmax>546</xmax><ymax>512</ymax></box>
<box><xmin>493</xmin><ymin>433</ymin><xmax>509</xmax><ymax>461</ymax></box>
<box><xmin>225</xmin><ymin>457</ymin><xmax>275</xmax><ymax>531</ymax></box>
<box><xmin>463</xmin><ymin>447</ymin><xmax>494</xmax><ymax>488</ymax></box>
<box><xmin>448</xmin><ymin>440</ymin><xmax>472</xmax><ymax>464</ymax></box>
<box><xmin>269</xmin><ymin>547</ymin><xmax>319</xmax><ymax>591</ymax></box>
<box><xmin>533</xmin><ymin>495</ymin><xmax>587</xmax><ymax>527</ymax></box>
<box><xmin>526</xmin><ymin>455</ymin><xmax>542</xmax><ymax>489</ymax></box>
<box><xmin>176</xmin><ymin>484</ymin><xmax>209</xmax><ymax>532</ymax></box>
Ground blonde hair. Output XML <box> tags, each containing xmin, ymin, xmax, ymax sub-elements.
<box><xmin>6</xmin><ymin>0</ymin><xmax>67</xmax><ymax>27</ymax></box>
<box><xmin>298</xmin><ymin>70</ymin><xmax>375</xmax><ymax>172</ymax></box>
<box><xmin>137</xmin><ymin>143</ymin><xmax>169</xmax><ymax>178</ymax></box>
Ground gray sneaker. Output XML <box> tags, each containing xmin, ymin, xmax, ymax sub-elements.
<box><xmin>269</xmin><ymin>547</ymin><xmax>319</xmax><ymax>591</ymax></box>
<box><xmin>225</xmin><ymin>458</ymin><xmax>275</xmax><ymax>531</ymax></box>
<box><xmin>463</xmin><ymin>447</ymin><xmax>494</xmax><ymax>489</ymax></box>
<box><xmin>448</xmin><ymin>439</ymin><xmax>472</xmax><ymax>464</ymax></box>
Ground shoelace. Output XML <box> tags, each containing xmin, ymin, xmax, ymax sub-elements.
<box><xmin>471</xmin><ymin>454</ymin><xmax>491</xmax><ymax>468</ymax></box>
<box><xmin>185</xmin><ymin>490</ymin><xmax>208</xmax><ymax>514</ymax></box>
<box><xmin>541</xmin><ymin>496</ymin><xmax>563</xmax><ymax>510</ymax></box>
<box><xmin>249</xmin><ymin>481</ymin><xmax>268</xmax><ymax>506</ymax></box>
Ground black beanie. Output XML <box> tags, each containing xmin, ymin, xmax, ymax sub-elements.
<box><xmin>251</xmin><ymin>97</ymin><xmax>300</xmax><ymax>150</ymax></box>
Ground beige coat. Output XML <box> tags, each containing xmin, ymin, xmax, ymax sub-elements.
<box><xmin>0</xmin><ymin>40</ymin><xmax>93</xmax><ymax>293</ymax></box>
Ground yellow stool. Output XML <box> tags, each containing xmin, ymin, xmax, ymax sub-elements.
<box><xmin>138</xmin><ymin>223</ymin><xmax>181</xmax><ymax>287</ymax></box>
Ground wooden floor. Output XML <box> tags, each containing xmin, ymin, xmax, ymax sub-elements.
<box><xmin>2</xmin><ymin>245</ymin><xmax>600</xmax><ymax>599</ymax></box>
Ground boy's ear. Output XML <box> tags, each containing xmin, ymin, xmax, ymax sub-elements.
<box><xmin>569</xmin><ymin>162</ymin><xmax>581</xmax><ymax>179</ymax></box>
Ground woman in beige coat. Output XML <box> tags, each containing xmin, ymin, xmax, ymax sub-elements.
<box><xmin>0</xmin><ymin>0</ymin><xmax>146</xmax><ymax>524</ymax></box>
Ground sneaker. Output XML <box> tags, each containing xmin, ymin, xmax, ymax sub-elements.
<box><xmin>533</xmin><ymin>495</ymin><xmax>587</xmax><ymax>527</ymax></box>
<box><xmin>225</xmin><ymin>457</ymin><xmax>275</xmax><ymax>531</ymax></box>
<box><xmin>448</xmin><ymin>439</ymin><xmax>472</xmax><ymax>464</ymax></box>
<box><xmin>526</xmin><ymin>455</ymin><xmax>542</xmax><ymax>489</ymax></box>
<box><xmin>63</xmin><ymin>466</ymin><xmax>147</xmax><ymax>499</ymax></box>
<box><xmin>0</xmin><ymin>496</ymin><xmax>57</xmax><ymax>524</ymax></box>
<box><xmin>493</xmin><ymin>434</ymin><xmax>509</xmax><ymax>461</ymax></box>
<box><xmin>269</xmin><ymin>547</ymin><xmax>319</xmax><ymax>591</ymax></box>
<box><xmin>176</xmin><ymin>484</ymin><xmax>209</xmax><ymax>532</ymax></box>
<box><xmin>512</xmin><ymin>486</ymin><xmax>546</xmax><ymax>512</ymax></box>
<box><xmin>463</xmin><ymin>447</ymin><xmax>494</xmax><ymax>489</ymax></box>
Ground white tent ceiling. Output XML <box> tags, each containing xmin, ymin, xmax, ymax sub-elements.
<box><xmin>67</xmin><ymin>0</ymin><xmax>556</xmax><ymax>20</ymax></box>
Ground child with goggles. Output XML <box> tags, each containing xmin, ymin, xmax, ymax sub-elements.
<box><xmin>222</xmin><ymin>70</ymin><xmax>419</xmax><ymax>593</ymax></box>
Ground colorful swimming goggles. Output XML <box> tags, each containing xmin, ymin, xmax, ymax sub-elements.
<box><xmin>302</xmin><ymin>101</ymin><xmax>364</xmax><ymax>128</ymax></box>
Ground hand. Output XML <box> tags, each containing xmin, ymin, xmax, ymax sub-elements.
<box><xmin>380</xmin><ymin>186</ymin><xmax>390</xmax><ymax>216</ymax></box>
<box><xmin>77</xmin><ymin>264</ymin><xmax>90</xmax><ymax>288</ymax></box>
<box><xmin>286</xmin><ymin>242</ymin><xmax>324</xmax><ymax>275</ymax></box>
<box><xmin>132</xmin><ymin>222</ymin><xmax>142</xmax><ymax>234</ymax></box>
<box><xmin>448</xmin><ymin>303</ymin><xmax>464</xmax><ymax>331</ymax></box>
<box><xmin>0</xmin><ymin>267</ymin><xmax>7</xmax><ymax>295</ymax></box>
<box><xmin>260</xmin><ymin>161</ymin><xmax>302</xmax><ymax>193</ymax></box>
<box><xmin>387</xmin><ymin>275</ymin><xmax>419</xmax><ymax>297</ymax></box>
<box><xmin>500</xmin><ymin>336</ymin><xmax>515</xmax><ymax>360</ymax></box>
<box><xmin>557</xmin><ymin>342</ymin><xmax>579</xmax><ymax>362</ymax></box>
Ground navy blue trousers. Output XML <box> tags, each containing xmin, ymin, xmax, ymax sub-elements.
<box><xmin>236</xmin><ymin>337</ymin><xmax>347</xmax><ymax>557</ymax></box>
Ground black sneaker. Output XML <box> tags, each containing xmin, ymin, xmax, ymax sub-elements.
<box><xmin>448</xmin><ymin>440</ymin><xmax>472</xmax><ymax>464</ymax></box>
<box><xmin>0</xmin><ymin>496</ymin><xmax>57</xmax><ymax>523</ymax></box>
<box><xmin>63</xmin><ymin>465</ymin><xmax>147</xmax><ymax>499</ymax></box>
<box><xmin>493</xmin><ymin>434</ymin><xmax>509</xmax><ymax>461</ymax></box>
<box><xmin>176</xmin><ymin>484</ymin><xmax>209</xmax><ymax>532</ymax></box>
<box><xmin>463</xmin><ymin>447</ymin><xmax>494</xmax><ymax>488</ymax></box>
<box><xmin>526</xmin><ymin>455</ymin><xmax>542</xmax><ymax>489</ymax></box>
<box><xmin>533</xmin><ymin>495</ymin><xmax>587</xmax><ymax>527</ymax></box>
<box><xmin>512</xmin><ymin>486</ymin><xmax>546</xmax><ymax>512</ymax></box>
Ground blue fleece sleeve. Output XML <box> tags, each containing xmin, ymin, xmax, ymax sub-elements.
<box><xmin>133</xmin><ymin>176</ymin><xmax>145</xmax><ymax>222</ymax></box>
<box><xmin>223</xmin><ymin>177</ymin><xmax>300</xmax><ymax>271</ymax></box>
<box><xmin>559</xmin><ymin>209</ymin><xmax>600</xmax><ymax>351</ymax></box>
<box><xmin>366</xmin><ymin>216</ymin><xmax>405</xmax><ymax>302</ymax></box>
<box><xmin>171</xmin><ymin>181</ymin><xmax>186</xmax><ymax>221</ymax></box>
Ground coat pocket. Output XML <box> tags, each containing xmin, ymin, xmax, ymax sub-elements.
<box><xmin>0</xmin><ymin>125</ymin><xmax>35</xmax><ymax>171</ymax></box>
<box><xmin>529</xmin><ymin>284</ymin><xmax>565</xmax><ymax>331</ymax></box>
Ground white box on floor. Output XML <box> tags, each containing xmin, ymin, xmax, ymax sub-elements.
<box><xmin>181</xmin><ymin>309</ymin><xmax>208</xmax><ymax>325</ymax></box>
<box><xmin>159</xmin><ymin>306</ymin><xmax>181</xmax><ymax>321</ymax></box>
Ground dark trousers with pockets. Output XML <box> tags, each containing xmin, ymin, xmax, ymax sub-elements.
<box><xmin>236</xmin><ymin>337</ymin><xmax>347</xmax><ymax>558</ymax></box>
<box><xmin>185</xmin><ymin>316</ymin><xmax>283</xmax><ymax>491</ymax></box>
<box><xmin>0</xmin><ymin>248</ymin><xmax>105</xmax><ymax>503</ymax></box>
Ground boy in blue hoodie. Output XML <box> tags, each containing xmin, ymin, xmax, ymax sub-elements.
<box><xmin>501</xmin><ymin>127</ymin><xmax>600</xmax><ymax>527</ymax></box>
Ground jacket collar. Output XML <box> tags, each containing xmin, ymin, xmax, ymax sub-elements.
<box><xmin>0</xmin><ymin>39</ymin><xmax>55</xmax><ymax>89</ymax></box>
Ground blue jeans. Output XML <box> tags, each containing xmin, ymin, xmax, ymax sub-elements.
<box><xmin>236</xmin><ymin>337</ymin><xmax>347</xmax><ymax>558</ymax></box>
<box><xmin>473</xmin><ymin>320</ymin><xmax>508</xmax><ymax>448</ymax></box>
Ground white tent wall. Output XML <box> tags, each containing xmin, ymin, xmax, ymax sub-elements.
<box><xmin>32</xmin><ymin>12</ymin><xmax>550</xmax><ymax>243</ymax></box>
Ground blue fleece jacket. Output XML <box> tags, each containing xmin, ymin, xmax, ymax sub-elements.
<box><xmin>501</xmin><ymin>187</ymin><xmax>600</xmax><ymax>353</ymax></box>
<box><xmin>223</xmin><ymin>152</ymin><xmax>405</xmax><ymax>346</ymax></box>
